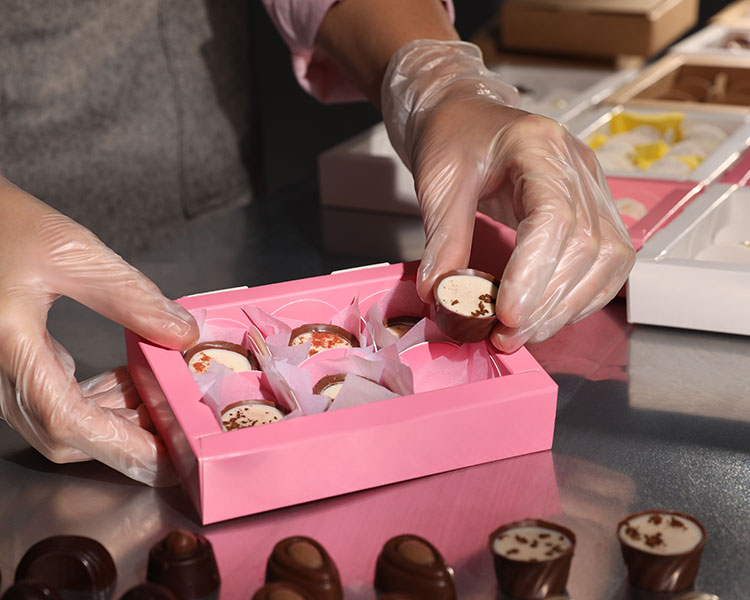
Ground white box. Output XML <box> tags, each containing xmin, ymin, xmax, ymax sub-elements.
<box><xmin>318</xmin><ymin>66</ymin><xmax>638</xmax><ymax>218</ymax></box>
<box><xmin>318</xmin><ymin>123</ymin><xmax>418</xmax><ymax>217</ymax></box>
<box><xmin>670</xmin><ymin>23</ymin><xmax>750</xmax><ymax>56</ymax></box>
<box><xmin>627</xmin><ymin>183</ymin><xmax>750</xmax><ymax>335</ymax></box>
<box><xmin>570</xmin><ymin>105</ymin><xmax>750</xmax><ymax>182</ymax></box>
<box><xmin>491</xmin><ymin>64</ymin><xmax>639</xmax><ymax>123</ymax></box>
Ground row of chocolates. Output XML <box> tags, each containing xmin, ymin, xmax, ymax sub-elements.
<box><xmin>0</xmin><ymin>509</ymin><xmax>706</xmax><ymax>600</ymax></box>
<box><xmin>182</xmin><ymin>270</ymin><xmax>501</xmax><ymax>433</ymax></box>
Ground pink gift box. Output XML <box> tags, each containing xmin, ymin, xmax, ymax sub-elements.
<box><xmin>607</xmin><ymin>177</ymin><xmax>704</xmax><ymax>251</ymax></box>
<box><xmin>126</xmin><ymin>260</ymin><xmax>558</xmax><ymax>525</ymax></box>
<box><xmin>720</xmin><ymin>148</ymin><xmax>750</xmax><ymax>186</ymax></box>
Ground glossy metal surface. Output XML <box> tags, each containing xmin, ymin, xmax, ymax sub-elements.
<box><xmin>0</xmin><ymin>184</ymin><xmax>747</xmax><ymax>599</ymax></box>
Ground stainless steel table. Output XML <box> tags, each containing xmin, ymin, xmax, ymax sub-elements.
<box><xmin>1</xmin><ymin>183</ymin><xmax>748</xmax><ymax>599</ymax></box>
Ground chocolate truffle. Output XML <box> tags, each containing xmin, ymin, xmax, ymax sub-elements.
<box><xmin>252</xmin><ymin>581</ymin><xmax>312</xmax><ymax>600</ymax></box>
<box><xmin>617</xmin><ymin>510</ymin><xmax>706</xmax><ymax>592</ymax></box>
<box><xmin>184</xmin><ymin>341</ymin><xmax>259</xmax><ymax>374</ymax></box>
<box><xmin>14</xmin><ymin>535</ymin><xmax>116</xmax><ymax>600</ymax></box>
<box><xmin>382</xmin><ymin>316</ymin><xmax>421</xmax><ymax>339</ymax></box>
<box><xmin>432</xmin><ymin>269</ymin><xmax>499</xmax><ymax>343</ymax></box>
<box><xmin>220</xmin><ymin>399</ymin><xmax>286</xmax><ymax>431</ymax></box>
<box><xmin>489</xmin><ymin>519</ymin><xmax>575</xmax><ymax>600</ymax></box>
<box><xmin>289</xmin><ymin>324</ymin><xmax>359</xmax><ymax>357</ymax></box>
<box><xmin>374</xmin><ymin>534</ymin><xmax>455</xmax><ymax>600</ymax></box>
<box><xmin>265</xmin><ymin>536</ymin><xmax>342</xmax><ymax>600</ymax></box>
<box><xmin>2</xmin><ymin>580</ymin><xmax>62</xmax><ymax>600</ymax></box>
<box><xmin>119</xmin><ymin>583</ymin><xmax>178</xmax><ymax>600</ymax></box>
<box><xmin>147</xmin><ymin>529</ymin><xmax>220</xmax><ymax>600</ymax></box>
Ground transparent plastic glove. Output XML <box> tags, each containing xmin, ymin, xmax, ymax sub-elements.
<box><xmin>382</xmin><ymin>40</ymin><xmax>635</xmax><ymax>352</ymax></box>
<box><xmin>0</xmin><ymin>177</ymin><xmax>198</xmax><ymax>485</ymax></box>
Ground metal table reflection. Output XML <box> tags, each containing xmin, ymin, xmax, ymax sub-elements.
<box><xmin>0</xmin><ymin>182</ymin><xmax>747</xmax><ymax>599</ymax></box>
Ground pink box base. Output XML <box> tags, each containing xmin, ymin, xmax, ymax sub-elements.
<box><xmin>607</xmin><ymin>177</ymin><xmax>704</xmax><ymax>251</ymax></box>
<box><xmin>720</xmin><ymin>148</ymin><xmax>750</xmax><ymax>186</ymax></box>
<box><xmin>126</xmin><ymin>261</ymin><xmax>558</xmax><ymax>524</ymax></box>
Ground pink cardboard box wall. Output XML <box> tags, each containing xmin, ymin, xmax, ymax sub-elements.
<box><xmin>126</xmin><ymin>260</ymin><xmax>557</xmax><ymax>524</ymax></box>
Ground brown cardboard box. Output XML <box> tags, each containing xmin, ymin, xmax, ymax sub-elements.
<box><xmin>605</xmin><ymin>53</ymin><xmax>750</xmax><ymax>114</ymax></box>
<box><xmin>501</xmin><ymin>0</ymin><xmax>699</xmax><ymax>58</ymax></box>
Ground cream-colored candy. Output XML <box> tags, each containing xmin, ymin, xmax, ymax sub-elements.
<box><xmin>221</xmin><ymin>402</ymin><xmax>285</xmax><ymax>431</ymax></box>
<box><xmin>188</xmin><ymin>349</ymin><xmax>254</xmax><ymax>374</ymax></box>
<box><xmin>436</xmin><ymin>275</ymin><xmax>497</xmax><ymax>317</ymax></box>
<box><xmin>492</xmin><ymin>526</ymin><xmax>572</xmax><ymax>561</ymax></box>
<box><xmin>319</xmin><ymin>382</ymin><xmax>344</xmax><ymax>400</ymax></box>
<box><xmin>618</xmin><ymin>513</ymin><xmax>703</xmax><ymax>555</ymax></box>
<box><xmin>615</xmin><ymin>198</ymin><xmax>648</xmax><ymax>222</ymax></box>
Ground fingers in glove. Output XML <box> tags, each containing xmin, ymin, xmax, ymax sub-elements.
<box><xmin>527</xmin><ymin>218</ymin><xmax>635</xmax><ymax>342</ymax></box>
<box><xmin>8</xmin><ymin>332</ymin><xmax>176</xmax><ymax>486</ymax></box>
<box><xmin>413</xmin><ymin>134</ymin><xmax>483</xmax><ymax>301</ymax></box>
<box><xmin>37</xmin><ymin>211</ymin><xmax>197</xmax><ymax>350</ymax></box>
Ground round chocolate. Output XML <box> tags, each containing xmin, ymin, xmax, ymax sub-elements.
<box><xmin>14</xmin><ymin>535</ymin><xmax>116</xmax><ymax>600</ymax></box>
<box><xmin>432</xmin><ymin>269</ymin><xmax>499</xmax><ymax>343</ymax></box>
<box><xmin>382</xmin><ymin>316</ymin><xmax>421</xmax><ymax>339</ymax></box>
<box><xmin>221</xmin><ymin>399</ymin><xmax>286</xmax><ymax>431</ymax></box>
<box><xmin>374</xmin><ymin>534</ymin><xmax>455</xmax><ymax>600</ymax></box>
<box><xmin>147</xmin><ymin>530</ymin><xmax>220</xmax><ymax>600</ymax></box>
<box><xmin>2</xmin><ymin>580</ymin><xmax>62</xmax><ymax>600</ymax></box>
<box><xmin>119</xmin><ymin>583</ymin><xmax>178</xmax><ymax>600</ymax></box>
<box><xmin>165</xmin><ymin>529</ymin><xmax>198</xmax><ymax>556</ymax></box>
<box><xmin>617</xmin><ymin>509</ymin><xmax>706</xmax><ymax>593</ymax></box>
<box><xmin>312</xmin><ymin>374</ymin><xmax>347</xmax><ymax>399</ymax></box>
<box><xmin>288</xmin><ymin>324</ymin><xmax>359</xmax><ymax>356</ymax></box>
<box><xmin>184</xmin><ymin>341</ymin><xmax>259</xmax><ymax>374</ymax></box>
<box><xmin>488</xmin><ymin>519</ymin><xmax>576</xmax><ymax>600</ymax></box>
<box><xmin>252</xmin><ymin>581</ymin><xmax>312</xmax><ymax>600</ymax></box>
<box><xmin>265</xmin><ymin>536</ymin><xmax>342</xmax><ymax>600</ymax></box>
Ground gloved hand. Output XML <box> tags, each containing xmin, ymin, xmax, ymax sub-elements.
<box><xmin>0</xmin><ymin>177</ymin><xmax>199</xmax><ymax>485</ymax></box>
<box><xmin>382</xmin><ymin>40</ymin><xmax>635</xmax><ymax>352</ymax></box>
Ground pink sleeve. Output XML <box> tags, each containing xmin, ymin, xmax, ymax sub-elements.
<box><xmin>261</xmin><ymin>0</ymin><xmax>456</xmax><ymax>103</ymax></box>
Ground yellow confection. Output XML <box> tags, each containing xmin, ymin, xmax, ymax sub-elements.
<box><xmin>674</xmin><ymin>155</ymin><xmax>705</xmax><ymax>170</ymax></box>
<box><xmin>633</xmin><ymin>140</ymin><xmax>671</xmax><ymax>170</ymax></box>
<box><xmin>610</xmin><ymin>112</ymin><xmax>684</xmax><ymax>143</ymax></box>
<box><xmin>588</xmin><ymin>132</ymin><xmax>609</xmax><ymax>151</ymax></box>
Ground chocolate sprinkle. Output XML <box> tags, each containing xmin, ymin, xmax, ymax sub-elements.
<box><xmin>644</xmin><ymin>533</ymin><xmax>665</xmax><ymax>548</ymax></box>
<box><xmin>670</xmin><ymin>517</ymin><xmax>687</xmax><ymax>529</ymax></box>
<box><xmin>648</xmin><ymin>515</ymin><xmax>663</xmax><ymax>525</ymax></box>
<box><xmin>625</xmin><ymin>526</ymin><xmax>641</xmax><ymax>541</ymax></box>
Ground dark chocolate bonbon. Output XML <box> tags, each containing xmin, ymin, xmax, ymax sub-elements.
<box><xmin>489</xmin><ymin>519</ymin><xmax>575</xmax><ymax>600</ymax></box>
<box><xmin>14</xmin><ymin>535</ymin><xmax>116</xmax><ymax>600</ymax></box>
<box><xmin>2</xmin><ymin>580</ymin><xmax>62</xmax><ymax>600</ymax></box>
<box><xmin>432</xmin><ymin>269</ymin><xmax>499</xmax><ymax>343</ymax></box>
<box><xmin>147</xmin><ymin>530</ymin><xmax>220</xmax><ymax>600</ymax></box>
<box><xmin>265</xmin><ymin>537</ymin><xmax>342</xmax><ymax>600</ymax></box>
<box><xmin>617</xmin><ymin>510</ymin><xmax>706</xmax><ymax>592</ymax></box>
<box><xmin>374</xmin><ymin>534</ymin><xmax>455</xmax><ymax>600</ymax></box>
<box><xmin>251</xmin><ymin>581</ymin><xmax>312</xmax><ymax>600</ymax></box>
<box><xmin>119</xmin><ymin>583</ymin><xmax>177</xmax><ymax>600</ymax></box>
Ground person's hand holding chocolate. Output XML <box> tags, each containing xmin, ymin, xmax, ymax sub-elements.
<box><xmin>0</xmin><ymin>176</ymin><xmax>198</xmax><ymax>485</ymax></box>
<box><xmin>381</xmin><ymin>40</ymin><xmax>636</xmax><ymax>352</ymax></box>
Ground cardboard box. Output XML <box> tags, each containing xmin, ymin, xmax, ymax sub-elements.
<box><xmin>627</xmin><ymin>183</ymin><xmax>750</xmax><ymax>335</ymax></box>
<box><xmin>605</xmin><ymin>54</ymin><xmax>750</xmax><ymax>114</ymax></box>
<box><xmin>670</xmin><ymin>23</ymin><xmax>750</xmax><ymax>56</ymax></box>
<box><xmin>500</xmin><ymin>0</ymin><xmax>698</xmax><ymax>59</ymax></box>
<box><xmin>570</xmin><ymin>104</ymin><xmax>750</xmax><ymax>182</ymax></box>
<box><xmin>126</xmin><ymin>258</ymin><xmax>558</xmax><ymax>524</ymax></box>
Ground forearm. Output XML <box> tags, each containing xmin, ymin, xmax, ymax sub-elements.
<box><xmin>315</xmin><ymin>0</ymin><xmax>458</xmax><ymax>109</ymax></box>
